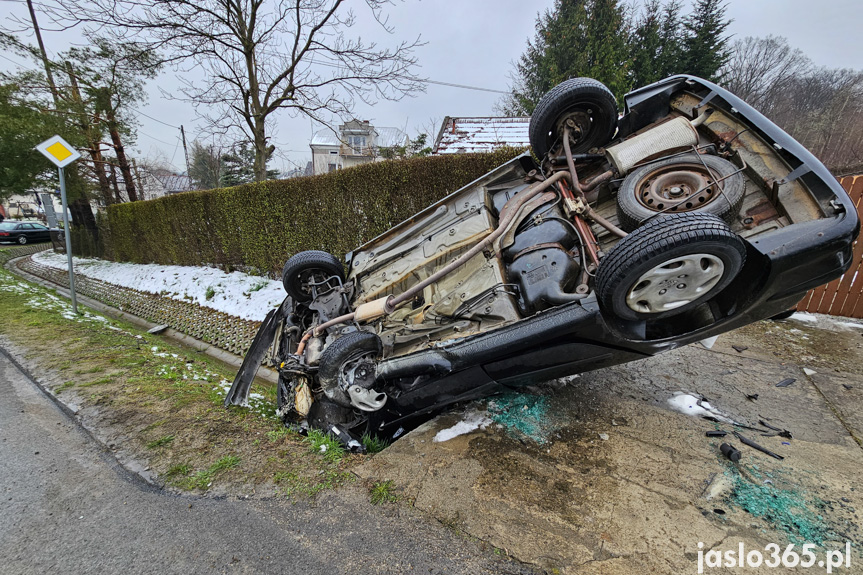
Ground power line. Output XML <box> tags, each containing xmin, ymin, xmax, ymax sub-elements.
<box><xmin>297</xmin><ymin>53</ymin><xmax>511</xmax><ymax>95</ymax></box>
<box><xmin>170</xmin><ymin>134</ymin><xmax>181</xmax><ymax>165</ymax></box>
<box><xmin>137</xmin><ymin>129</ymin><xmax>179</xmax><ymax>146</ymax></box>
<box><xmin>134</xmin><ymin>108</ymin><xmax>180</xmax><ymax>129</ymax></box>
<box><xmin>422</xmin><ymin>78</ymin><xmax>508</xmax><ymax>95</ymax></box>
<box><xmin>0</xmin><ymin>52</ymin><xmax>28</xmax><ymax>67</ymax></box>
<box><xmin>4</xmin><ymin>47</ymin><xmax>511</xmax><ymax>162</ymax></box>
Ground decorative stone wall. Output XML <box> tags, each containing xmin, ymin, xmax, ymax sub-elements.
<box><xmin>8</xmin><ymin>250</ymin><xmax>260</xmax><ymax>356</ymax></box>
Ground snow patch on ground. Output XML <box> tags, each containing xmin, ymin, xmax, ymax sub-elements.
<box><xmin>148</xmin><ymin>346</ymin><xmax>273</xmax><ymax>418</ymax></box>
<box><xmin>0</xmin><ymin>274</ymin><xmax>121</xmax><ymax>328</ymax></box>
<box><xmin>32</xmin><ymin>251</ymin><xmax>284</xmax><ymax>321</ymax></box>
<box><xmin>667</xmin><ymin>392</ymin><xmax>736</xmax><ymax>424</ymax></box>
<box><xmin>433</xmin><ymin>410</ymin><xmax>492</xmax><ymax>442</ymax></box>
<box><xmin>781</xmin><ymin>311</ymin><xmax>863</xmax><ymax>333</ymax></box>
<box><xmin>788</xmin><ymin>312</ymin><xmax>818</xmax><ymax>323</ymax></box>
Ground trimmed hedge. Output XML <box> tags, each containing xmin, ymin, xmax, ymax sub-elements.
<box><xmin>106</xmin><ymin>148</ymin><xmax>524</xmax><ymax>276</ymax></box>
<box><xmin>69</xmin><ymin>211</ymin><xmax>112</xmax><ymax>259</ymax></box>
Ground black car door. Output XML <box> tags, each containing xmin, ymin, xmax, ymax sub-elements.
<box><xmin>18</xmin><ymin>223</ymin><xmax>35</xmax><ymax>242</ymax></box>
<box><xmin>29</xmin><ymin>223</ymin><xmax>50</xmax><ymax>242</ymax></box>
<box><xmin>12</xmin><ymin>223</ymin><xmax>27</xmax><ymax>241</ymax></box>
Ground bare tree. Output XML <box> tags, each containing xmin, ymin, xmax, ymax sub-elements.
<box><xmin>721</xmin><ymin>35</ymin><xmax>863</xmax><ymax>172</ymax></box>
<box><xmin>720</xmin><ymin>35</ymin><xmax>812</xmax><ymax>113</ymax></box>
<box><xmin>420</xmin><ymin>116</ymin><xmax>441</xmax><ymax>151</ymax></box>
<box><xmin>52</xmin><ymin>0</ymin><xmax>424</xmax><ymax>182</ymax></box>
<box><xmin>770</xmin><ymin>68</ymin><xmax>863</xmax><ymax>170</ymax></box>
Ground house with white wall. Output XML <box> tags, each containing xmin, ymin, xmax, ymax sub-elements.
<box><xmin>310</xmin><ymin>120</ymin><xmax>408</xmax><ymax>175</ymax></box>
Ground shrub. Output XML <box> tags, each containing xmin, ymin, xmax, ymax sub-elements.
<box><xmin>105</xmin><ymin>149</ymin><xmax>523</xmax><ymax>276</ymax></box>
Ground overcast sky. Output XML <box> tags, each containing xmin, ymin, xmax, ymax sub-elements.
<box><xmin>2</xmin><ymin>0</ymin><xmax>862</xmax><ymax>174</ymax></box>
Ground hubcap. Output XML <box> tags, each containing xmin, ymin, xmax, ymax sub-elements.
<box><xmin>626</xmin><ymin>254</ymin><xmax>725</xmax><ymax>314</ymax></box>
<box><xmin>635</xmin><ymin>163</ymin><xmax>718</xmax><ymax>213</ymax></box>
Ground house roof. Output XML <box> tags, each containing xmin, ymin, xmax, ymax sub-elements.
<box><xmin>310</xmin><ymin>129</ymin><xmax>342</xmax><ymax>147</ymax></box>
<box><xmin>433</xmin><ymin>116</ymin><xmax>531</xmax><ymax>154</ymax></box>
<box><xmin>157</xmin><ymin>174</ymin><xmax>192</xmax><ymax>193</ymax></box>
<box><xmin>375</xmin><ymin>127</ymin><xmax>409</xmax><ymax>148</ymax></box>
<box><xmin>310</xmin><ymin>125</ymin><xmax>408</xmax><ymax>148</ymax></box>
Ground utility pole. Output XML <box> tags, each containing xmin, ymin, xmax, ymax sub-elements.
<box><xmin>26</xmin><ymin>0</ymin><xmax>59</xmax><ymax>104</ymax></box>
<box><xmin>180</xmin><ymin>125</ymin><xmax>193</xmax><ymax>189</ymax></box>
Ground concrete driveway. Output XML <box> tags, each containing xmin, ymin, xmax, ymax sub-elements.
<box><xmin>356</xmin><ymin>316</ymin><xmax>863</xmax><ymax>574</ymax></box>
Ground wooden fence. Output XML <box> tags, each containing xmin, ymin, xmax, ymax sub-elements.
<box><xmin>795</xmin><ymin>174</ymin><xmax>863</xmax><ymax>317</ymax></box>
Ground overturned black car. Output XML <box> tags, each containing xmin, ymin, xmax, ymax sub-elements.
<box><xmin>226</xmin><ymin>75</ymin><xmax>859</xmax><ymax>448</ymax></box>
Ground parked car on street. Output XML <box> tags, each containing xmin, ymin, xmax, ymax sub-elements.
<box><xmin>0</xmin><ymin>221</ymin><xmax>52</xmax><ymax>245</ymax></box>
<box><xmin>227</xmin><ymin>75</ymin><xmax>860</xmax><ymax>448</ymax></box>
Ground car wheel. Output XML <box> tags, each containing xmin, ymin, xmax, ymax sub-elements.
<box><xmin>281</xmin><ymin>250</ymin><xmax>345</xmax><ymax>302</ymax></box>
<box><xmin>616</xmin><ymin>153</ymin><xmax>745</xmax><ymax>232</ymax></box>
<box><xmin>317</xmin><ymin>331</ymin><xmax>382</xmax><ymax>407</ymax></box>
<box><xmin>17</xmin><ymin>235</ymin><xmax>27</xmax><ymax>245</ymax></box>
<box><xmin>529</xmin><ymin>77</ymin><xmax>618</xmax><ymax>159</ymax></box>
<box><xmin>595</xmin><ymin>213</ymin><xmax>746</xmax><ymax>322</ymax></box>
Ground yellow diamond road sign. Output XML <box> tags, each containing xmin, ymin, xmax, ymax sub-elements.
<box><xmin>36</xmin><ymin>135</ymin><xmax>81</xmax><ymax>168</ymax></box>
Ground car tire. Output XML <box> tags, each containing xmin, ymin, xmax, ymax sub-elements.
<box><xmin>281</xmin><ymin>250</ymin><xmax>344</xmax><ymax>302</ymax></box>
<box><xmin>17</xmin><ymin>235</ymin><xmax>27</xmax><ymax>245</ymax></box>
<box><xmin>595</xmin><ymin>213</ymin><xmax>746</xmax><ymax>322</ymax></box>
<box><xmin>616</xmin><ymin>154</ymin><xmax>745</xmax><ymax>232</ymax></box>
<box><xmin>769</xmin><ymin>309</ymin><xmax>797</xmax><ymax>321</ymax></box>
<box><xmin>317</xmin><ymin>331</ymin><xmax>382</xmax><ymax>407</ymax></box>
<box><xmin>529</xmin><ymin>77</ymin><xmax>618</xmax><ymax>159</ymax></box>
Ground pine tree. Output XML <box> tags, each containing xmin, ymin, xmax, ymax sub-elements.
<box><xmin>680</xmin><ymin>0</ymin><xmax>732</xmax><ymax>82</ymax></box>
<box><xmin>188</xmin><ymin>141</ymin><xmax>223</xmax><ymax>190</ymax></box>
<box><xmin>629</xmin><ymin>0</ymin><xmax>663</xmax><ymax>88</ymax></box>
<box><xmin>501</xmin><ymin>0</ymin><xmax>630</xmax><ymax>114</ymax></box>
<box><xmin>657</xmin><ymin>0</ymin><xmax>685</xmax><ymax>78</ymax></box>
<box><xmin>0</xmin><ymin>80</ymin><xmax>75</xmax><ymax>200</ymax></box>
<box><xmin>220</xmin><ymin>143</ymin><xmax>278</xmax><ymax>187</ymax></box>
<box><xmin>583</xmin><ymin>0</ymin><xmax>630</xmax><ymax>99</ymax></box>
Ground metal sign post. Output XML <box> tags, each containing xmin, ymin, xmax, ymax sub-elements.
<box><xmin>57</xmin><ymin>166</ymin><xmax>78</xmax><ymax>313</ymax></box>
<box><xmin>35</xmin><ymin>135</ymin><xmax>81</xmax><ymax>315</ymax></box>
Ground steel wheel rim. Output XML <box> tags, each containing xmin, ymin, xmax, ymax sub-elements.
<box><xmin>555</xmin><ymin>106</ymin><xmax>595</xmax><ymax>148</ymax></box>
<box><xmin>626</xmin><ymin>253</ymin><xmax>725</xmax><ymax>314</ymax></box>
<box><xmin>635</xmin><ymin>163</ymin><xmax>718</xmax><ymax>213</ymax></box>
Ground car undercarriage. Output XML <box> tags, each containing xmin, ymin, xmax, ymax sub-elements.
<box><xmin>226</xmin><ymin>75</ymin><xmax>859</xmax><ymax>449</ymax></box>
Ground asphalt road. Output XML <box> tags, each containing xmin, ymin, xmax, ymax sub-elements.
<box><xmin>0</xmin><ymin>352</ymin><xmax>535</xmax><ymax>575</ymax></box>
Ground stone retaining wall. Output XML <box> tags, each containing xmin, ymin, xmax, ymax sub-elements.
<box><xmin>0</xmin><ymin>242</ymin><xmax>53</xmax><ymax>265</ymax></box>
<box><xmin>7</xmin><ymin>249</ymin><xmax>260</xmax><ymax>356</ymax></box>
